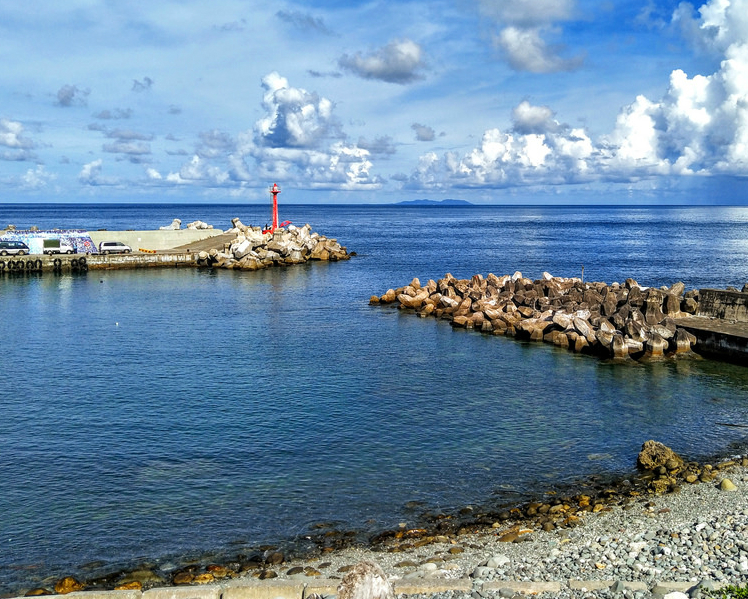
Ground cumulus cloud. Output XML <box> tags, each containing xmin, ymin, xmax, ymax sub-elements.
<box><xmin>21</xmin><ymin>165</ymin><xmax>55</xmax><ymax>190</ymax></box>
<box><xmin>225</xmin><ymin>72</ymin><xmax>383</xmax><ymax>190</ymax></box>
<box><xmin>0</xmin><ymin>119</ymin><xmax>35</xmax><ymax>150</ymax></box>
<box><xmin>477</xmin><ymin>0</ymin><xmax>583</xmax><ymax>73</ymax></box>
<box><xmin>411</xmin><ymin>0</ymin><xmax>747</xmax><ymax>188</ymax></box>
<box><xmin>406</xmin><ymin>0</ymin><xmax>748</xmax><ymax>191</ymax></box>
<box><xmin>56</xmin><ymin>84</ymin><xmax>89</xmax><ymax>107</ymax></box>
<box><xmin>165</xmin><ymin>155</ymin><xmax>230</xmax><ymax>186</ymax></box>
<box><xmin>79</xmin><ymin>159</ymin><xmax>118</xmax><ymax>185</ymax></box>
<box><xmin>339</xmin><ymin>39</ymin><xmax>426</xmax><ymax>84</ymax></box>
<box><xmin>255</xmin><ymin>72</ymin><xmax>342</xmax><ymax>148</ymax></box>
<box><xmin>412</xmin><ymin>123</ymin><xmax>436</xmax><ymax>142</ymax></box>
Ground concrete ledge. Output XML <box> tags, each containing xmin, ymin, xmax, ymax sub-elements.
<box><xmin>143</xmin><ymin>586</ymin><xmax>222</xmax><ymax>599</ymax></box>
<box><xmin>223</xmin><ymin>579</ymin><xmax>336</xmax><ymax>599</ymax></box>
<box><xmin>568</xmin><ymin>579</ymin><xmax>614</xmax><ymax>590</ymax></box>
<box><xmin>8</xmin><ymin>578</ymin><xmax>729</xmax><ymax>599</ymax></box>
<box><xmin>480</xmin><ymin>580</ymin><xmax>562</xmax><ymax>594</ymax></box>
<box><xmin>392</xmin><ymin>579</ymin><xmax>472</xmax><ymax>594</ymax></box>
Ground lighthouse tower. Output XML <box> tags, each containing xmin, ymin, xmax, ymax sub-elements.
<box><xmin>269</xmin><ymin>183</ymin><xmax>280</xmax><ymax>233</ymax></box>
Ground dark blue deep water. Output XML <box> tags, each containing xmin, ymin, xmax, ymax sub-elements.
<box><xmin>1</xmin><ymin>203</ymin><xmax>748</xmax><ymax>594</ymax></box>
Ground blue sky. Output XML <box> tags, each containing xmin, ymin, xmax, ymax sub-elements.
<box><xmin>1</xmin><ymin>0</ymin><xmax>747</xmax><ymax>204</ymax></box>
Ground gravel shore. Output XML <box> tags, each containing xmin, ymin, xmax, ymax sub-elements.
<box><xmin>15</xmin><ymin>453</ymin><xmax>748</xmax><ymax>599</ymax></box>
<box><xmin>270</xmin><ymin>456</ymin><xmax>748</xmax><ymax>599</ymax></box>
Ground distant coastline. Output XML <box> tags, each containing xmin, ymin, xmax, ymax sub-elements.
<box><xmin>394</xmin><ymin>199</ymin><xmax>472</xmax><ymax>206</ymax></box>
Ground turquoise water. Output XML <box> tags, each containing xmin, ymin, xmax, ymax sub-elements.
<box><xmin>1</xmin><ymin>204</ymin><xmax>748</xmax><ymax>594</ymax></box>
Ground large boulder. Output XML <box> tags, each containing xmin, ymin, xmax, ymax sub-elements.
<box><xmin>637</xmin><ymin>440</ymin><xmax>684</xmax><ymax>472</ymax></box>
<box><xmin>159</xmin><ymin>218</ymin><xmax>182</xmax><ymax>230</ymax></box>
<box><xmin>338</xmin><ymin>562</ymin><xmax>393</xmax><ymax>599</ymax></box>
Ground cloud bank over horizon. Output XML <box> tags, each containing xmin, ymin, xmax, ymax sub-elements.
<box><xmin>1</xmin><ymin>0</ymin><xmax>747</xmax><ymax>203</ymax></box>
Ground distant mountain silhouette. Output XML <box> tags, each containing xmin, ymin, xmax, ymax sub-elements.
<box><xmin>394</xmin><ymin>199</ymin><xmax>472</xmax><ymax>206</ymax></box>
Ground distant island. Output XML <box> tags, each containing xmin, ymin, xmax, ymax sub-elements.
<box><xmin>394</xmin><ymin>199</ymin><xmax>472</xmax><ymax>206</ymax></box>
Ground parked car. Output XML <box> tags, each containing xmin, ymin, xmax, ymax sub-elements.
<box><xmin>0</xmin><ymin>240</ymin><xmax>30</xmax><ymax>255</ymax></box>
<box><xmin>99</xmin><ymin>241</ymin><xmax>132</xmax><ymax>255</ymax></box>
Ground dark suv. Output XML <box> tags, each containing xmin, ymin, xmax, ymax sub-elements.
<box><xmin>0</xmin><ymin>240</ymin><xmax>30</xmax><ymax>255</ymax></box>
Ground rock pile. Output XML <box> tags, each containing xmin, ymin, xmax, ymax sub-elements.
<box><xmin>197</xmin><ymin>218</ymin><xmax>350</xmax><ymax>270</ymax></box>
<box><xmin>636</xmin><ymin>440</ymin><xmax>736</xmax><ymax>494</ymax></box>
<box><xmin>159</xmin><ymin>218</ymin><xmax>182</xmax><ymax>230</ymax></box>
<box><xmin>159</xmin><ymin>219</ymin><xmax>214</xmax><ymax>230</ymax></box>
<box><xmin>371</xmin><ymin>272</ymin><xmax>700</xmax><ymax>361</ymax></box>
<box><xmin>186</xmin><ymin>220</ymin><xmax>213</xmax><ymax>230</ymax></box>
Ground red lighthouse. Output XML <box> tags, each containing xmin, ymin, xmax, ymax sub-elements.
<box><xmin>268</xmin><ymin>183</ymin><xmax>280</xmax><ymax>234</ymax></box>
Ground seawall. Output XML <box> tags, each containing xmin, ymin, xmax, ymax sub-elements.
<box><xmin>87</xmin><ymin>229</ymin><xmax>226</xmax><ymax>252</ymax></box>
<box><xmin>673</xmin><ymin>288</ymin><xmax>748</xmax><ymax>364</ymax></box>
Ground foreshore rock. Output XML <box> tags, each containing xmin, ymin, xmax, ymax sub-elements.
<box><xmin>24</xmin><ymin>445</ymin><xmax>748</xmax><ymax>599</ymax></box>
<box><xmin>197</xmin><ymin>219</ymin><xmax>350</xmax><ymax>270</ymax></box>
<box><xmin>372</xmin><ymin>272</ymin><xmax>701</xmax><ymax>362</ymax></box>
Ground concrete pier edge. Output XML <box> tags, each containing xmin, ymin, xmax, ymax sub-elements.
<box><xmin>12</xmin><ymin>577</ymin><xmax>728</xmax><ymax>599</ymax></box>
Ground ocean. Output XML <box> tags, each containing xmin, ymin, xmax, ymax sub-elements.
<box><xmin>1</xmin><ymin>203</ymin><xmax>747</xmax><ymax>594</ymax></box>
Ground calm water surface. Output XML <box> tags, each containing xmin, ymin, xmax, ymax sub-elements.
<box><xmin>1</xmin><ymin>204</ymin><xmax>747</xmax><ymax>594</ymax></box>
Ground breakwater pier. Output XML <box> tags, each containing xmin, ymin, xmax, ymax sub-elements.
<box><xmin>0</xmin><ymin>219</ymin><xmax>350</xmax><ymax>274</ymax></box>
<box><xmin>371</xmin><ymin>272</ymin><xmax>748</xmax><ymax>365</ymax></box>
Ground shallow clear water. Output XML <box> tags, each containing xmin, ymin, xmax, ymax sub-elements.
<box><xmin>1</xmin><ymin>204</ymin><xmax>748</xmax><ymax>594</ymax></box>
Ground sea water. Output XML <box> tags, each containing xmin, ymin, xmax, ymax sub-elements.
<box><xmin>1</xmin><ymin>204</ymin><xmax>748</xmax><ymax>594</ymax></box>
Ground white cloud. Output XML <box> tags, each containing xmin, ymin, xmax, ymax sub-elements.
<box><xmin>496</xmin><ymin>26</ymin><xmax>581</xmax><ymax>73</ymax></box>
<box><xmin>0</xmin><ymin>119</ymin><xmax>35</xmax><ymax>161</ymax></box>
<box><xmin>21</xmin><ymin>165</ymin><xmax>55</xmax><ymax>189</ymax></box>
<box><xmin>255</xmin><ymin>72</ymin><xmax>341</xmax><ymax>148</ymax></box>
<box><xmin>408</xmin><ymin>0</ymin><xmax>748</xmax><ymax>190</ymax></box>
<box><xmin>339</xmin><ymin>39</ymin><xmax>426</xmax><ymax>84</ymax></box>
<box><xmin>78</xmin><ymin>159</ymin><xmax>118</xmax><ymax>185</ymax></box>
<box><xmin>477</xmin><ymin>0</ymin><xmax>582</xmax><ymax>73</ymax></box>
<box><xmin>221</xmin><ymin>73</ymin><xmax>381</xmax><ymax>191</ymax></box>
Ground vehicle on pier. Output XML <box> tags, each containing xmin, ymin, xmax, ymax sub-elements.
<box><xmin>99</xmin><ymin>241</ymin><xmax>132</xmax><ymax>254</ymax></box>
<box><xmin>43</xmin><ymin>239</ymin><xmax>76</xmax><ymax>254</ymax></box>
<box><xmin>0</xmin><ymin>240</ymin><xmax>29</xmax><ymax>256</ymax></box>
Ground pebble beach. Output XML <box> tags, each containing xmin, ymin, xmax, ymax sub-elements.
<box><xmin>31</xmin><ymin>450</ymin><xmax>747</xmax><ymax>599</ymax></box>
<box><xmin>272</xmin><ymin>454</ymin><xmax>748</xmax><ymax>599</ymax></box>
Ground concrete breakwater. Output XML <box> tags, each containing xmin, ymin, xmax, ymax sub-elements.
<box><xmin>196</xmin><ymin>219</ymin><xmax>350</xmax><ymax>270</ymax></box>
<box><xmin>370</xmin><ymin>272</ymin><xmax>702</xmax><ymax>361</ymax></box>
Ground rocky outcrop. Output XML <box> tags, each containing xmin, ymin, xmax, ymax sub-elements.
<box><xmin>197</xmin><ymin>219</ymin><xmax>350</xmax><ymax>270</ymax></box>
<box><xmin>372</xmin><ymin>272</ymin><xmax>700</xmax><ymax>362</ymax></box>
<box><xmin>159</xmin><ymin>218</ymin><xmax>182</xmax><ymax>230</ymax></box>
<box><xmin>186</xmin><ymin>220</ymin><xmax>213</xmax><ymax>230</ymax></box>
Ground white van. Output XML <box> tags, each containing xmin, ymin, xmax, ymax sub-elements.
<box><xmin>99</xmin><ymin>241</ymin><xmax>132</xmax><ymax>254</ymax></box>
<box><xmin>43</xmin><ymin>239</ymin><xmax>76</xmax><ymax>254</ymax></box>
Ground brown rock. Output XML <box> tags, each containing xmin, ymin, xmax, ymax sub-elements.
<box><xmin>54</xmin><ymin>577</ymin><xmax>84</xmax><ymax>595</ymax></box>
<box><xmin>173</xmin><ymin>571</ymin><xmax>194</xmax><ymax>585</ymax></box>
<box><xmin>637</xmin><ymin>440</ymin><xmax>684</xmax><ymax>471</ymax></box>
<box><xmin>24</xmin><ymin>589</ymin><xmax>51</xmax><ymax>596</ymax></box>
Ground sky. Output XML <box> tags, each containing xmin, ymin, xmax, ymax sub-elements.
<box><xmin>1</xmin><ymin>0</ymin><xmax>747</xmax><ymax>204</ymax></box>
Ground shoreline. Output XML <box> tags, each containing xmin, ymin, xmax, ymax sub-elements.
<box><xmin>8</xmin><ymin>444</ymin><xmax>748</xmax><ymax>599</ymax></box>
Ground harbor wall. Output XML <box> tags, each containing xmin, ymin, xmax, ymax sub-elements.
<box><xmin>87</xmin><ymin>229</ymin><xmax>225</xmax><ymax>252</ymax></box>
<box><xmin>697</xmin><ymin>288</ymin><xmax>748</xmax><ymax>322</ymax></box>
